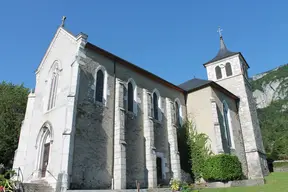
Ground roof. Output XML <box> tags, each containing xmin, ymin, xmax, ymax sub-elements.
<box><xmin>179</xmin><ymin>78</ymin><xmax>212</xmax><ymax>91</ymax></box>
<box><xmin>204</xmin><ymin>36</ymin><xmax>239</xmax><ymax>66</ymax></box>
<box><xmin>85</xmin><ymin>42</ymin><xmax>185</xmax><ymax>93</ymax></box>
<box><xmin>179</xmin><ymin>78</ymin><xmax>239</xmax><ymax>100</ymax></box>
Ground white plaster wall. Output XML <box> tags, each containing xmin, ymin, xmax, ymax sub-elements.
<box><xmin>186</xmin><ymin>87</ymin><xmax>216</xmax><ymax>153</ymax></box>
<box><xmin>13</xmin><ymin>28</ymin><xmax>80</xmax><ymax>185</ymax></box>
<box><xmin>205</xmin><ymin>54</ymin><xmax>242</xmax><ymax>82</ymax></box>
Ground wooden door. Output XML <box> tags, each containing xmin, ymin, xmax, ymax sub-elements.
<box><xmin>41</xmin><ymin>143</ymin><xmax>50</xmax><ymax>177</ymax></box>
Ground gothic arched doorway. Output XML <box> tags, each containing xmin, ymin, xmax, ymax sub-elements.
<box><xmin>35</xmin><ymin>122</ymin><xmax>53</xmax><ymax>178</ymax></box>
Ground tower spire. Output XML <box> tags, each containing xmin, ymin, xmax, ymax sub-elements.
<box><xmin>217</xmin><ymin>26</ymin><xmax>227</xmax><ymax>51</ymax></box>
<box><xmin>203</xmin><ymin>27</ymin><xmax>238</xmax><ymax>65</ymax></box>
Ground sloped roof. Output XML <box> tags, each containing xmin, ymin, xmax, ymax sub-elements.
<box><xmin>204</xmin><ymin>36</ymin><xmax>239</xmax><ymax>66</ymax></box>
<box><xmin>179</xmin><ymin>78</ymin><xmax>239</xmax><ymax>100</ymax></box>
<box><xmin>178</xmin><ymin>78</ymin><xmax>212</xmax><ymax>91</ymax></box>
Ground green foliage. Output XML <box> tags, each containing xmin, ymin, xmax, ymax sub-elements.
<box><xmin>0</xmin><ymin>81</ymin><xmax>29</xmax><ymax>168</ymax></box>
<box><xmin>250</xmin><ymin>64</ymin><xmax>288</xmax><ymax>160</ymax></box>
<box><xmin>169</xmin><ymin>179</ymin><xmax>200</xmax><ymax>192</ymax></box>
<box><xmin>257</xmin><ymin>99</ymin><xmax>288</xmax><ymax>160</ymax></box>
<box><xmin>200</xmin><ymin>172</ymin><xmax>288</xmax><ymax>192</ymax></box>
<box><xmin>181</xmin><ymin>119</ymin><xmax>213</xmax><ymax>182</ymax></box>
<box><xmin>0</xmin><ymin>169</ymin><xmax>16</xmax><ymax>192</ymax></box>
<box><xmin>202</xmin><ymin>154</ymin><xmax>243</xmax><ymax>182</ymax></box>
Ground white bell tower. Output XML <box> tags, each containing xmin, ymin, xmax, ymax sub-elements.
<box><xmin>203</xmin><ymin>27</ymin><xmax>269</xmax><ymax>179</ymax></box>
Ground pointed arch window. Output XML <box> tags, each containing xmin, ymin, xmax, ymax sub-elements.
<box><xmin>127</xmin><ymin>79</ymin><xmax>137</xmax><ymax>114</ymax></box>
<box><xmin>223</xmin><ymin>101</ymin><xmax>234</xmax><ymax>148</ymax></box>
<box><xmin>47</xmin><ymin>63</ymin><xmax>60</xmax><ymax>110</ymax></box>
<box><xmin>95</xmin><ymin>70</ymin><xmax>104</xmax><ymax>102</ymax></box>
<box><xmin>128</xmin><ymin>82</ymin><xmax>133</xmax><ymax>112</ymax></box>
<box><xmin>153</xmin><ymin>92</ymin><xmax>159</xmax><ymax>120</ymax></box>
<box><xmin>174</xmin><ymin>99</ymin><xmax>182</xmax><ymax>127</ymax></box>
<box><xmin>215</xmin><ymin>66</ymin><xmax>222</xmax><ymax>80</ymax></box>
<box><xmin>225</xmin><ymin>62</ymin><xmax>232</xmax><ymax>77</ymax></box>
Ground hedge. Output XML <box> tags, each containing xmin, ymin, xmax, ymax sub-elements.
<box><xmin>202</xmin><ymin>154</ymin><xmax>243</xmax><ymax>182</ymax></box>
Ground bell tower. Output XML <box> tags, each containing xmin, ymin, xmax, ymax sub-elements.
<box><xmin>204</xmin><ymin>27</ymin><xmax>269</xmax><ymax>178</ymax></box>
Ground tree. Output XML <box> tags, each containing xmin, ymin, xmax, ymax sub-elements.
<box><xmin>0</xmin><ymin>81</ymin><xmax>29</xmax><ymax>168</ymax></box>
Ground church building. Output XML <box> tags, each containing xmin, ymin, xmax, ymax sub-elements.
<box><xmin>13</xmin><ymin>19</ymin><xmax>268</xmax><ymax>191</ymax></box>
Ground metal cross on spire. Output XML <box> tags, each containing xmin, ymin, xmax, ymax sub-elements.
<box><xmin>217</xmin><ymin>26</ymin><xmax>223</xmax><ymax>38</ymax></box>
<box><xmin>61</xmin><ymin>16</ymin><xmax>66</xmax><ymax>27</ymax></box>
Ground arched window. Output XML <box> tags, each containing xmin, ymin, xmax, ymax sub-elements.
<box><xmin>174</xmin><ymin>99</ymin><xmax>182</xmax><ymax>127</ymax></box>
<box><xmin>127</xmin><ymin>82</ymin><xmax>134</xmax><ymax>112</ymax></box>
<box><xmin>127</xmin><ymin>79</ymin><xmax>137</xmax><ymax>114</ymax></box>
<box><xmin>95</xmin><ymin>69</ymin><xmax>104</xmax><ymax>103</ymax></box>
<box><xmin>223</xmin><ymin>101</ymin><xmax>233</xmax><ymax>148</ymax></box>
<box><xmin>225</xmin><ymin>62</ymin><xmax>232</xmax><ymax>77</ymax></box>
<box><xmin>215</xmin><ymin>66</ymin><xmax>222</xmax><ymax>80</ymax></box>
<box><xmin>153</xmin><ymin>92</ymin><xmax>159</xmax><ymax>120</ymax></box>
<box><xmin>47</xmin><ymin>63</ymin><xmax>60</xmax><ymax>110</ymax></box>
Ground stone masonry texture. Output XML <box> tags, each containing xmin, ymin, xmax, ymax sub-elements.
<box><xmin>205</xmin><ymin>54</ymin><xmax>268</xmax><ymax>178</ymax></box>
<box><xmin>14</xmin><ymin>27</ymin><xmax>268</xmax><ymax>191</ymax></box>
<box><xmin>70</xmin><ymin>55</ymin><xmax>114</xmax><ymax>189</ymax></box>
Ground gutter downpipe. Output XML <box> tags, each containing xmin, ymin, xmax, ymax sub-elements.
<box><xmin>111</xmin><ymin>59</ymin><xmax>116</xmax><ymax>189</ymax></box>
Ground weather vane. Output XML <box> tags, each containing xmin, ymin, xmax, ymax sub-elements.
<box><xmin>217</xmin><ymin>26</ymin><xmax>223</xmax><ymax>37</ymax></box>
<box><xmin>61</xmin><ymin>16</ymin><xmax>66</xmax><ymax>27</ymax></box>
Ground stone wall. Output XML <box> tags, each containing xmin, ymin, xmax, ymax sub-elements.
<box><xmin>212</xmin><ymin>87</ymin><xmax>248</xmax><ymax>177</ymax></box>
<box><xmin>70</xmin><ymin>48</ymin><xmax>185</xmax><ymax>189</ymax></box>
<box><xmin>70</xmin><ymin>55</ymin><xmax>114</xmax><ymax>189</ymax></box>
<box><xmin>125</xmin><ymin>102</ymin><xmax>146</xmax><ymax>188</ymax></box>
<box><xmin>205</xmin><ymin>54</ymin><xmax>267</xmax><ymax>179</ymax></box>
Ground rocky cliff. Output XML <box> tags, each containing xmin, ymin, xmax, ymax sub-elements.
<box><xmin>251</xmin><ymin>64</ymin><xmax>288</xmax><ymax>160</ymax></box>
<box><xmin>252</xmin><ymin>64</ymin><xmax>288</xmax><ymax>109</ymax></box>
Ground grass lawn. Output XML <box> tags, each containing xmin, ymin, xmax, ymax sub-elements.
<box><xmin>201</xmin><ymin>172</ymin><xmax>288</xmax><ymax>192</ymax></box>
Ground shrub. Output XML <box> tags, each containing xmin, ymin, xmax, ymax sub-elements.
<box><xmin>169</xmin><ymin>179</ymin><xmax>200</xmax><ymax>192</ymax></box>
<box><xmin>202</xmin><ymin>154</ymin><xmax>243</xmax><ymax>182</ymax></box>
<box><xmin>180</xmin><ymin>119</ymin><xmax>213</xmax><ymax>182</ymax></box>
<box><xmin>0</xmin><ymin>169</ymin><xmax>16</xmax><ymax>192</ymax></box>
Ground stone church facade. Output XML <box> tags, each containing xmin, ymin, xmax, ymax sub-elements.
<box><xmin>13</xmin><ymin>23</ymin><xmax>268</xmax><ymax>191</ymax></box>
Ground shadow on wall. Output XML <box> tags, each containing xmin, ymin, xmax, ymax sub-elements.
<box><xmin>70</xmin><ymin>68</ymin><xmax>113</xmax><ymax>190</ymax></box>
<box><xmin>176</xmin><ymin>125</ymin><xmax>193</xmax><ymax>180</ymax></box>
<box><xmin>153</xmin><ymin>112</ymin><xmax>170</xmax><ymax>186</ymax></box>
<box><xmin>125</xmin><ymin>104</ymin><xmax>147</xmax><ymax>189</ymax></box>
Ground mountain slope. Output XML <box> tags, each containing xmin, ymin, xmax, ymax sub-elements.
<box><xmin>251</xmin><ymin>64</ymin><xmax>288</xmax><ymax>160</ymax></box>
<box><xmin>252</xmin><ymin>64</ymin><xmax>288</xmax><ymax>108</ymax></box>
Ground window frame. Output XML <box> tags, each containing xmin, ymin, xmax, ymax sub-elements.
<box><xmin>94</xmin><ymin>65</ymin><xmax>108</xmax><ymax>106</ymax></box>
<box><xmin>47</xmin><ymin>61</ymin><xmax>60</xmax><ymax>111</ymax></box>
<box><xmin>174</xmin><ymin>98</ymin><xmax>183</xmax><ymax>127</ymax></box>
<box><xmin>126</xmin><ymin>78</ymin><xmax>138</xmax><ymax>115</ymax></box>
<box><xmin>152</xmin><ymin>89</ymin><xmax>162</xmax><ymax>121</ymax></box>
<box><xmin>222</xmin><ymin>100</ymin><xmax>235</xmax><ymax>149</ymax></box>
<box><xmin>225</xmin><ymin>62</ymin><xmax>233</xmax><ymax>77</ymax></box>
<box><xmin>215</xmin><ymin>66</ymin><xmax>222</xmax><ymax>80</ymax></box>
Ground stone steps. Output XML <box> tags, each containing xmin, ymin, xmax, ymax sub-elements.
<box><xmin>23</xmin><ymin>183</ymin><xmax>54</xmax><ymax>192</ymax></box>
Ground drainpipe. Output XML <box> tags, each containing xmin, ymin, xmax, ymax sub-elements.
<box><xmin>111</xmin><ymin>60</ymin><xmax>116</xmax><ymax>189</ymax></box>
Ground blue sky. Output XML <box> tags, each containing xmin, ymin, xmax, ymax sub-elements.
<box><xmin>1</xmin><ymin>1</ymin><xmax>288</xmax><ymax>89</ymax></box>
